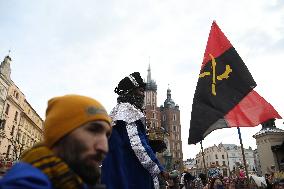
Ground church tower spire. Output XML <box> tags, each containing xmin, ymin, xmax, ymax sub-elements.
<box><xmin>147</xmin><ymin>64</ymin><xmax>151</xmax><ymax>83</ymax></box>
<box><xmin>0</xmin><ymin>54</ymin><xmax>12</xmax><ymax>81</ymax></box>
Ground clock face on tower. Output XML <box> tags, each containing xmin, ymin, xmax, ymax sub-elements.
<box><xmin>0</xmin><ymin>83</ymin><xmax>7</xmax><ymax>100</ymax></box>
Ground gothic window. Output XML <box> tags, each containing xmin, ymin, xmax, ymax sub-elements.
<box><xmin>173</xmin><ymin>114</ymin><xmax>176</xmax><ymax>121</ymax></box>
<box><xmin>163</xmin><ymin>115</ymin><xmax>166</xmax><ymax>121</ymax></box>
<box><xmin>222</xmin><ymin>154</ymin><xmax>225</xmax><ymax>159</ymax></box>
<box><xmin>152</xmin><ymin>122</ymin><xmax>156</xmax><ymax>128</ymax></box>
<box><xmin>215</xmin><ymin>154</ymin><xmax>218</xmax><ymax>159</ymax></box>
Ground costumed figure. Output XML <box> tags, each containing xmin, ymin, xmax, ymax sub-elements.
<box><xmin>101</xmin><ymin>72</ymin><xmax>168</xmax><ymax>189</ymax></box>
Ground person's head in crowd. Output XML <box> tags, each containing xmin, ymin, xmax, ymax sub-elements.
<box><xmin>114</xmin><ymin>72</ymin><xmax>146</xmax><ymax>110</ymax></box>
<box><xmin>44</xmin><ymin>95</ymin><xmax>112</xmax><ymax>185</ymax></box>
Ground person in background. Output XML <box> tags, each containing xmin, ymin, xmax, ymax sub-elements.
<box><xmin>0</xmin><ymin>95</ymin><xmax>112</xmax><ymax>189</ymax></box>
<box><xmin>168</xmin><ymin>170</ymin><xmax>180</xmax><ymax>189</ymax></box>
<box><xmin>193</xmin><ymin>173</ymin><xmax>208</xmax><ymax>189</ymax></box>
<box><xmin>183</xmin><ymin>172</ymin><xmax>195</xmax><ymax>189</ymax></box>
<box><xmin>101</xmin><ymin>72</ymin><xmax>168</xmax><ymax>189</ymax></box>
<box><xmin>180</xmin><ymin>169</ymin><xmax>188</xmax><ymax>189</ymax></box>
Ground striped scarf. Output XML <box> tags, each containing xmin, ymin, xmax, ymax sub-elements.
<box><xmin>21</xmin><ymin>144</ymin><xmax>84</xmax><ymax>189</ymax></box>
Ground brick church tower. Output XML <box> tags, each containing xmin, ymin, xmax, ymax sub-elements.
<box><xmin>144</xmin><ymin>65</ymin><xmax>183</xmax><ymax>171</ymax></box>
<box><xmin>160</xmin><ymin>87</ymin><xmax>183</xmax><ymax>170</ymax></box>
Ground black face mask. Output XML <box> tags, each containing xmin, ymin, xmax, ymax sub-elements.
<box><xmin>117</xmin><ymin>92</ymin><xmax>144</xmax><ymax>111</ymax></box>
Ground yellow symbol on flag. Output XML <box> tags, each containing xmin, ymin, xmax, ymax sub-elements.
<box><xmin>199</xmin><ymin>54</ymin><xmax>232</xmax><ymax>96</ymax></box>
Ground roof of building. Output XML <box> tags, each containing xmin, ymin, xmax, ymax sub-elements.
<box><xmin>253</xmin><ymin>127</ymin><xmax>284</xmax><ymax>138</ymax></box>
<box><xmin>253</xmin><ymin>119</ymin><xmax>284</xmax><ymax>138</ymax></box>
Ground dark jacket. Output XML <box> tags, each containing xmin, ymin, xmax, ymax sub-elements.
<box><xmin>101</xmin><ymin>103</ymin><xmax>164</xmax><ymax>189</ymax></box>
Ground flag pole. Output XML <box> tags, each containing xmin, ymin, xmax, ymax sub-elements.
<box><xmin>200</xmin><ymin>140</ymin><xmax>207</xmax><ymax>175</ymax></box>
<box><xmin>237</xmin><ymin>127</ymin><xmax>250</xmax><ymax>184</ymax></box>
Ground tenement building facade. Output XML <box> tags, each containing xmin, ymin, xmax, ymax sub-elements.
<box><xmin>194</xmin><ymin>143</ymin><xmax>255</xmax><ymax>176</ymax></box>
<box><xmin>0</xmin><ymin>55</ymin><xmax>43</xmax><ymax>164</ymax></box>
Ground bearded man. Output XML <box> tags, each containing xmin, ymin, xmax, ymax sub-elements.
<box><xmin>0</xmin><ymin>95</ymin><xmax>112</xmax><ymax>189</ymax></box>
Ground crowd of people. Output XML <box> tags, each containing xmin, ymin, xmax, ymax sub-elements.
<box><xmin>162</xmin><ymin>168</ymin><xmax>284</xmax><ymax>189</ymax></box>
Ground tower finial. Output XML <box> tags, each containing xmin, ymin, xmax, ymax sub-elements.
<box><xmin>147</xmin><ymin>57</ymin><xmax>151</xmax><ymax>83</ymax></box>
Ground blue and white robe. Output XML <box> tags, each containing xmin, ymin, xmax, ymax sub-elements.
<box><xmin>101</xmin><ymin>102</ymin><xmax>164</xmax><ymax>189</ymax></box>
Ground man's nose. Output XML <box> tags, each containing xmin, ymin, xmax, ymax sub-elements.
<box><xmin>95</xmin><ymin>135</ymin><xmax>109</xmax><ymax>154</ymax></box>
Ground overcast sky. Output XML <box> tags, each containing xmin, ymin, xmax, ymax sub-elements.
<box><xmin>1</xmin><ymin>0</ymin><xmax>284</xmax><ymax>159</ymax></box>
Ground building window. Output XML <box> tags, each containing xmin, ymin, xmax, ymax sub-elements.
<box><xmin>152</xmin><ymin>112</ymin><xmax>155</xmax><ymax>118</ymax></box>
<box><xmin>5</xmin><ymin>104</ymin><xmax>10</xmax><ymax>115</ymax></box>
<box><xmin>147</xmin><ymin>95</ymin><xmax>150</xmax><ymax>103</ymax></box>
<box><xmin>163</xmin><ymin>115</ymin><xmax>166</xmax><ymax>121</ymax></box>
<box><xmin>11</xmin><ymin>125</ymin><xmax>15</xmax><ymax>136</ymax></box>
<box><xmin>223</xmin><ymin>168</ymin><xmax>228</xmax><ymax>176</ymax></box>
<box><xmin>18</xmin><ymin>133</ymin><xmax>22</xmax><ymax>142</ymax></box>
<box><xmin>173</xmin><ymin>114</ymin><xmax>176</xmax><ymax>121</ymax></box>
<box><xmin>0</xmin><ymin>119</ymin><xmax>6</xmax><ymax>129</ymax></box>
<box><xmin>216</xmin><ymin>161</ymin><xmax>219</xmax><ymax>165</ymax></box>
<box><xmin>215</xmin><ymin>154</ymin><xmax>218</xmax><ymax>159</ymax></box>
<box><xmin>152</xmin><ymin>122</ymin><xmax>156</xmax><ymax>128</ymax></box>
<box><xmin>13</xmin><ymin>91</ymin><xmax>19</xmax><ymax>99</ymax></box>
<box><xmin>222</xmin><ymin>155</ymin><xmax>225</xmax><ymax>159</ymax></box>
<box><xmin>6</xmin><ymin>145</ymin><xmax>11</xmax><ymax>158</ymax></box>
<box><xmin>223</xmin><ymin>161</ymin><xmax>226</xmax><ymax>166</ymax></box>
<box><xmin>22</xmin><ymin>134</ymin><xmax>26</xmax><ymax>144</ymax></box>
<box><xmin>14</xmin><ymin>111</ymin><xmax>18</xmax><ymax>122</ymax></box>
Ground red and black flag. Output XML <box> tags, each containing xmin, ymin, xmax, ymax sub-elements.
<box><xmin>188</xmin><ymin>21</ymin><xmax>281</xmax><ymax>144</ymax></box>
